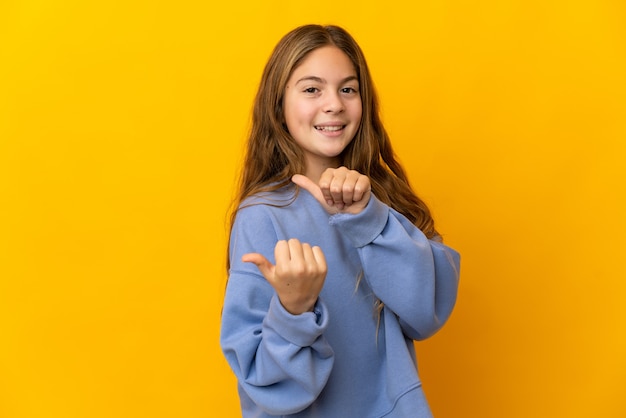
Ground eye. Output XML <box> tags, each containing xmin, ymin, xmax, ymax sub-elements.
<box><xmin>341</xmin><ymin>87</ymin><xmax>358</xmax><ymax>94</ymax></box>
<box><xmin>304</xmin><ymin>87</ymin><xmax>319</xmax><ymax>94</ymax></box>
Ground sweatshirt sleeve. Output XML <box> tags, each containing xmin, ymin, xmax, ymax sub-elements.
<box><xmin>329</xmin><ymin>194</ymin><xmax>461</xmax><ymax>341</ymax></box>
<box><xmin>220</xmin><ymin>204</ymin><xmax>334</xmax><ymax>415</ymax></box>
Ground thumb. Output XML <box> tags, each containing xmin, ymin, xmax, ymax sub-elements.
<box><xmin>292</xmin><ymin>174</ymin><xmax>326</xmax><ymax>207</ymax></box>
<box><xmin>242</xmin><ymin>252</ymin><xmax>275</xmax><ymax>279</ymax></box>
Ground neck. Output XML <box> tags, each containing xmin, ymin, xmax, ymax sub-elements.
<box><xmin>304</xmin><ymin>156</ymin><xmax>340</xmax><ymax>183</ymax></box>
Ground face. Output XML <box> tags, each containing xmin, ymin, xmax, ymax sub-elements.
<box><xmin>283</xmin><ymin>46</ymin><xmax>362</xmax><ymax>177</ymax></box>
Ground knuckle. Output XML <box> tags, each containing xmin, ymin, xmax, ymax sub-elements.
<box><xmin>292</xmin><ymin>263</ymin><xmax>306</xmax><ymax>275</ymax></box>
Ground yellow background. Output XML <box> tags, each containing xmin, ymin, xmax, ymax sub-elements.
<box><xmin>1</xmin><ymin>0</ymin><xmax>625</xmax><ymax>417</ymax></box>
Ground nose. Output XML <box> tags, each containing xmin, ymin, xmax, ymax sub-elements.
<box><xmin>323</xmin><ymin>91</ymin><xmax>344</xmax><ymax>113</ymax></box>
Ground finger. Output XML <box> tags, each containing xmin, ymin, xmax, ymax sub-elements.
<box><xmin>300</xmin><ymin>242</ymin><xmax>319</xmax><ymax>271</ymax></box>
<box><xmin>287</xmin><ymin>238</ymin><xmax>305</xmax><ymax>267</ymax></box>
<box><xmin>301</xmin><ymin>241</ymin><xmax>314</xmax><ymax>262</ymax></box>
<box><xmin>273</xmin><ymin>239</ymin><xmax>291</xmax><ymax>265</ymax></box>
<box><xmin>242</xmin><ymin>252</ymin><xmax>274</xmax><ymax>279</ymax></box>
<box><xmin>292</xmin><ymin>174</ymin><xmax>328</xmax><ymax>207</ymax></box>
<box><xmin>317</xmin><ymin>169</ymin><xmax>337</xmax><ymax>206</ymax></box>
<box><xmin>311</xmin><ymin>245</ymin><xmax>327</xmax><ymax>271</ymax></box>
<box><xmin>328</xmin><ymin>170</ymin><xmax>348</xmax><ymax>208</ymax></box>
<box><xmin>351</xmin><ymin>175</ymin><xmax>371</xmax><ymax>203</ymax></box>
<box><xmin>340</xmin><ymin>172</ymin><xmax>360</xmax><ymax>206</ymax></box>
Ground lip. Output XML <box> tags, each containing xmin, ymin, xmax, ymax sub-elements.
<box><xmin>314</xmin><ymin>122</ymin><xmax>347</xmax><ymax>133</ymax></box>
<box><xmin>314</xmin><ymin>125</ymin><xmax>346</xmax><ymax>138</ymax></box>
<box><xmin>315</xmin><ymin>121</ymin><xmax>346</xmax><ymax>127</ymax></box>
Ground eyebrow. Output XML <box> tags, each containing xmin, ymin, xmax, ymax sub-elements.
<box><xmin>295</xmin><ymin>75</ymin><xmax>359</xmax><ymax>85</ymax></box>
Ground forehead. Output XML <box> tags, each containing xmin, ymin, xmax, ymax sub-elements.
<box><xmin>289</xmin><ymin>46</ymin><xmax>357</xmax><ymax>81</ymax></box>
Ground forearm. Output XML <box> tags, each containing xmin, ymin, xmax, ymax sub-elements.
<box><xmin>331</xmin><ymin>195</ymin><xmax>461</xmax><ymax>340</ymax></box>
<box><xmin>220</xmin><ymin>275</ymin><xmax>334</xmax><ymax>415</ymax></box>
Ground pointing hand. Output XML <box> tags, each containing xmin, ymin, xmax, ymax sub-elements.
<box><xmin>242</xmin><ymin>239</ymin><xmax>327</xmax><ymax>315</ymax></box>
<box><xmin>292</xmin><ymin>167</ymin><xmax>371</xmax><ymax>214</ymax></box>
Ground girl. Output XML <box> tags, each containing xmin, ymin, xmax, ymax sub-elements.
<box><xmin>220</xmin><ymin>24</ymin><xmax>460</xmax><ymax>417</ymax></box>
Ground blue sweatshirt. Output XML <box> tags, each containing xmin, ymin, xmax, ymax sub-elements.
<box><xmin>220</xmin><ymin>184</ymin><xmax>460</xmax><ymax>417</ymax></box>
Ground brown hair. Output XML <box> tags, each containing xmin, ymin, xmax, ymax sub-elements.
<box><xmin>228</xmin><ymin>24</ymin><xmax>439</xmax><ymax>265</ymax></box>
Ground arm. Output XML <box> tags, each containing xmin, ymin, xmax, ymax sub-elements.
<box><xmin>292</xmin><ymin>170</ymin><xmax>460</xmax><ymax>341</ymax></box>
<box><xmin>330</xmin><ymin>195</ymin><xmax>461</xmax><ymax>340</ymax></box>
<box><xmin>220</xmin><ymin>205</ymin><xmax>334</xmax><ymax>415</ymax></box>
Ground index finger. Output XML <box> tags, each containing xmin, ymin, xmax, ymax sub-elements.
<box><xmin>273</xmin><ymin>239</ymin><xmax>290</xmax><ymax>265</ymax></box>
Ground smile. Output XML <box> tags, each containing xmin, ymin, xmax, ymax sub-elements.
<box><xmin>315</xmin><ymin>125</ymin><xmax>345</xmax><ymax>132</ymax></box>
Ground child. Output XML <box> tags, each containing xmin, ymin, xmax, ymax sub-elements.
<box><xmin>220</xmin><ymin>24</ymin><xmax>460</xmax><ymax>417</ymax></box>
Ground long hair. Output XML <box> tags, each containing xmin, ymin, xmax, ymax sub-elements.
<box><xmin>228</xmin><ymin>24</ymin><xmax>439</xmax><ymax>268</ymax></box>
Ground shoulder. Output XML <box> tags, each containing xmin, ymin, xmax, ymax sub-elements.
<box><xmin>232</xmin><ymin>183</ymin><xmax>298</xmax><ymax>235</ymax></box>
<box><xmin>239</xmin><ymin>182</ymin><xmax>297</xmax><ymax>209</ymax></box>
<box><xmin>229</xmin><ymin>185</ymin><xmax>300</xmax><ymax>265</ymax></box>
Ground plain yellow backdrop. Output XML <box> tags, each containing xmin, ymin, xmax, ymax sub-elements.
<box><xmin>1</xmin><ymin>0</ymin><xmax>625</xmax><ymax>417</ymax></box>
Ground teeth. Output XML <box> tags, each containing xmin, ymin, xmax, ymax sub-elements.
<box><xmin>316</xmin><ymin>125</ymin><xmax>343</xmax><ymax>132</ymax></box>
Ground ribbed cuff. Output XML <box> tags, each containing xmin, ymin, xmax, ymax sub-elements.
<box><xmin>264</xmin><ymin>296</ymin><xmax>329</xmax><ymax>347</ymax></box>
<box><xmin>328</xmin><ymin>195</ymin><xmax>389</xmax><ymax>248</ymax></box>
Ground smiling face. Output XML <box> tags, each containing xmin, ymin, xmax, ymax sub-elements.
<box><xmin>283</xmin><ymin>46</ymin><xmax>363</xmax><ymax>180</ymax></box>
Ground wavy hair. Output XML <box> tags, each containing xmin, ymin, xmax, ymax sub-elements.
<box><xmin>228</xmin><ymin>25</ymin><xmax>439</xmax><ymax>268</ymax></box>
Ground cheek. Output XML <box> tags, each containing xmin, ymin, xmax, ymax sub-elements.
<box><xmin>351</xmin><ymin>96</ymin><xmax>363</xmax><ymax>116</ymax></box>
<box><xmin>352</xmin><ymin>101</ymin><xmax>363</xmax><ymax>124</ymax></box>
<box><xmin>285</xmin><ymin>101</ymin><xmax>315</xmax><ymax>127</ymax></box>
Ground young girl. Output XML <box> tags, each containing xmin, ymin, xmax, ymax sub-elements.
<box><xmin>220</xmin><ymin>24</ymin><xmax>460</xmax><ymax>417</ymax></box>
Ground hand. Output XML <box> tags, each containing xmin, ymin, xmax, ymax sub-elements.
<box><xmin>242</xmin><ymin>239</ymin><xmax>327</xmax><ymax>315</ymax></box>
<box><xmin>292</xmin><ymin>167</ymin><xmax>371</xmax><ymax>214</ymax></box>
